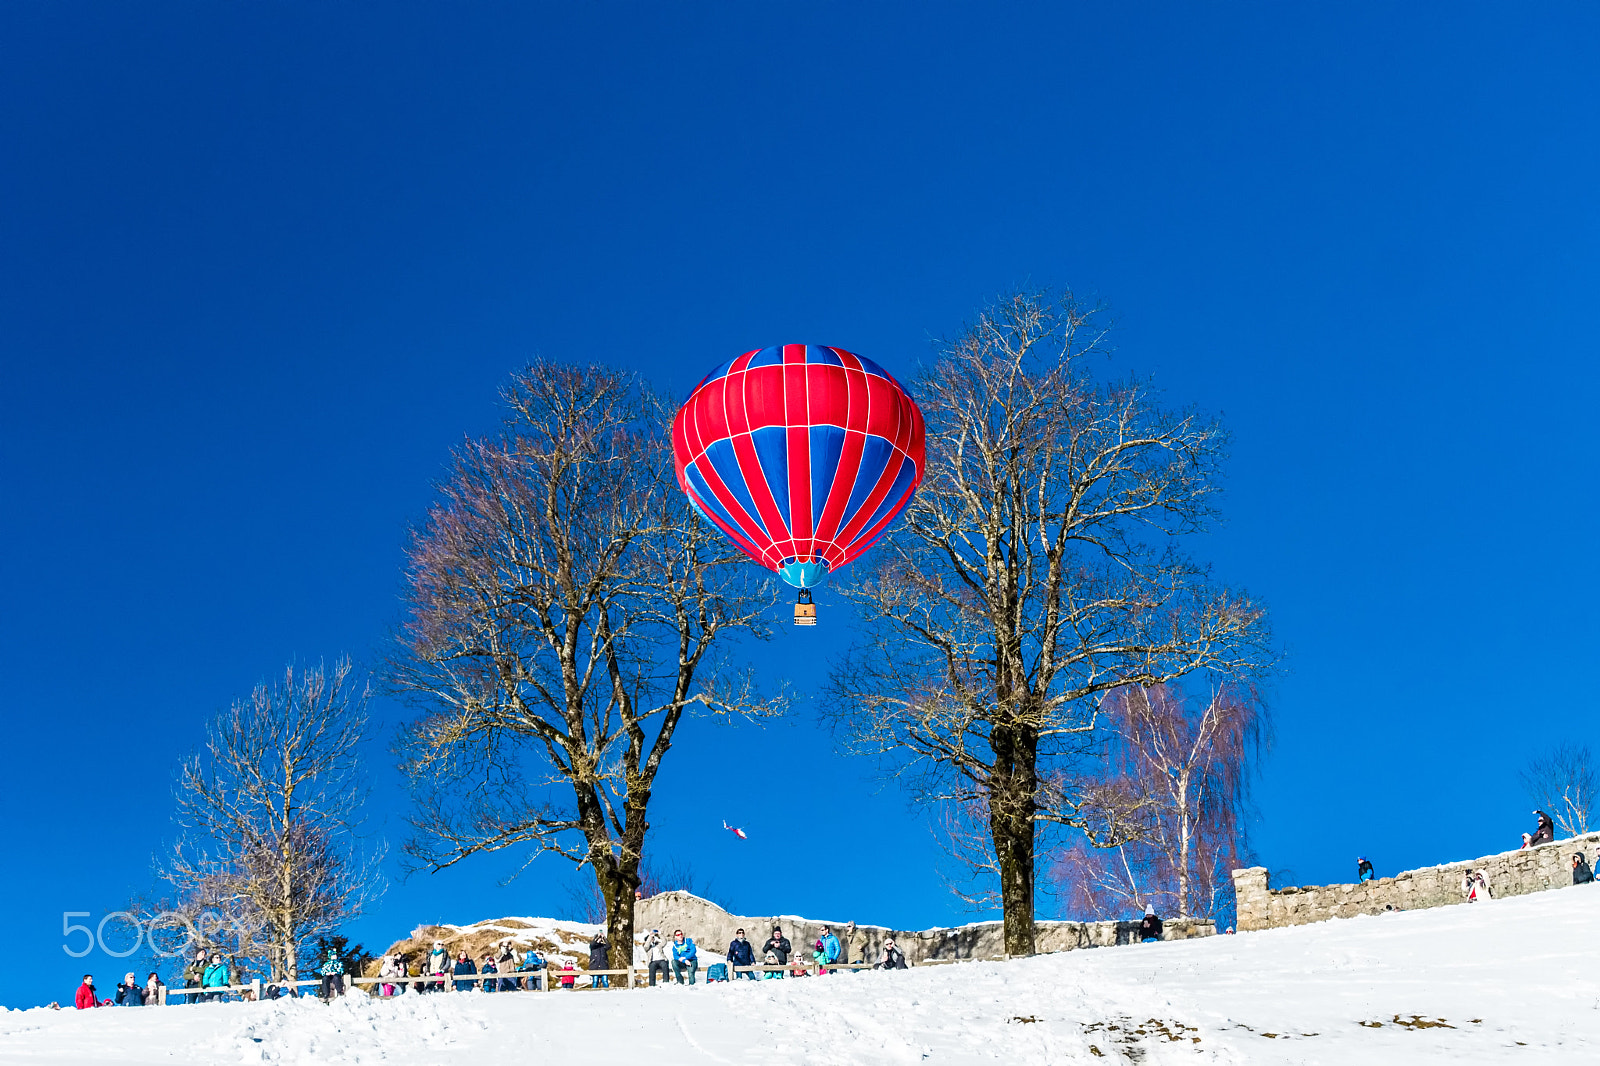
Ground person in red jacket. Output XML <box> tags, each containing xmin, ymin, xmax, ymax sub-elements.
<box><xmin>74</xmin><ymin>975</ymin><xmax>99</xmax><ymax>1009</ymax></box>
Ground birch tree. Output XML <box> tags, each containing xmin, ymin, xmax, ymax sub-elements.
<box><xmin>164</xmin><ymin>659</ymin><xmax>381</xmax><ymax>980</ymax></box>
<box><xmin>1052</xmin><ymin>680</ymin><xmax>1265</xmax><ymax>920</ymax></box>
<box><xmin>829</xmin><ymin>289</ymin><xmax>1273</xmax><ymax>955</ymax></box>
<box><xmin>1520</xmin><ymin>742</ymin><xmax>1595</xmax><ymax>838</ymax></box>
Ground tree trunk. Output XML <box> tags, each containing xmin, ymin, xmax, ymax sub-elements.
<box><xmin>1176</xmin><ymin>778</ymin><xmax>1191</xmax><ymax>919</ymax></box>
<box><xmin>992</xmin><ymin>809</ymin><xmax>1036</xmax><ymax>956</ymax></box>
<box><xmin>600</xmin><ymin>853</ymin><xmax>640</xmax><ymax>975</ymax></box>
<box><xmin>985</xmin><ymin>787</ymin><xmax>1036</xmax><ymax>953</ymax></box>
<box><xmin>989</xmin><ymin>720</ymin><xmax>1039</xmax><ymax>956</ymax></box>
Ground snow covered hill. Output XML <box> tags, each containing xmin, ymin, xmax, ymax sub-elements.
<box><xmin>5</xmin><ymin>883</ymin><xmax>1596</xmax><ymax>1064</ymax></box>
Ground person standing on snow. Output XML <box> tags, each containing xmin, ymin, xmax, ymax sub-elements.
<box><xmin>1139</xmin><ymin>905</ymin><xmax>1164</xmax><ymax>943</ymax></box>
<box><xmin>817</xmin><ymin>926</ymin><xmax>842</xmax><ymax>973</ymax></box>
<box><xmin>201</xmin><ymin>953</ymin><xmax>230</xmax><ymax>1001</ymax></box>
<box><xmin>115</xmin><ymin>972</ymin><xmax>144</xmax><ymax>1006</ymax></box>
<box><xmin>181</xmin><ymin>949</ymin><xmax>206</xmax><ymax>1004</ymax></box>
<box><xmin>520</xmin><ymin>947</ymin><xmax>545</xmax><ymax>990</ymax></box>
<box><xmin>762</xmin><ymin>926</ymin><xmax>791</xmax><ymax>970</ymax></box>
<box><xmin>1530</xmin><ymin>810</ymin><xmax>1556</xmax><ymax>847</ymax></box>
<box><xmin>425</xmin><ymin>940</ymin><xmax>449</xmax><ymax>992</ymax></box>
<box><xmin>1574</xmin><ymin>852</ymin><xmax>1595</xmax><ymax>885</ymax></box>
<box><xmin>1357</xmin><ymin>857</ymin><xmax>1375</xmax><ymax>882</ymax></box>
<box><xmin>671</xmin><ymin>930</ymin><xmax>698</xmax><ymax>985</ymax></box>
<box><xmin>145</xmin><ymin>972</ymin><xmax>164</xmax><ymax>1006</ymax></box>
<box><xmin>378</xmin><ymin>954</ymin><xmax>402</xmax><ymax>997</ymax></box>
<box><xmin>74</xmin><ymin>975</ymin><xmax>100</xmax><ymax>1009</ymax></box>
<box><xmin>588</xmin><ymin>933</ymin><xmax>611</xmax><ymax>989</ymax></box>
<box><xmin>726</xmin><ymin>928</ymin><xmax>756</xmax><ymax>979</ymax></box>
<box><xmin>451</xmin><ymin>950</ymin><xmax>477</xmax><ymax>991</ymax></box>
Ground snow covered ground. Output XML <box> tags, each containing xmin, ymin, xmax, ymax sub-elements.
<box><xmin>5</xmin><ymin>883</ymin><xmax>1596</xmax><ymax>1064</ymax></box>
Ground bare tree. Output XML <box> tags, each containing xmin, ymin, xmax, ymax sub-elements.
<box><xmin>829</xmin><ymin>290</ymin><xmax>1273</xmax><ymax>955</ymax></box>
<box><xmin>162</xmin><ymin>659</ymin><xmax>382</xmax><ymax>981</ymax></box>
<box><xmin>1051</xmin><ymin>680</ymin><xmax>1265</xmax><ymax>920</ymax></box>
<box><xmin>392</xmin><ymin>363</ymin><xmax>781</xmax><ymax>974</ymax></box>
<box><xmin>1520</xmin><ymin>742</ymin><xmax>1594</xmax><ymax>838</ymax></box>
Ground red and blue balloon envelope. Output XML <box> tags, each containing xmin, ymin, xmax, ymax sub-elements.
<box><xmin>671</xmin><ymin>345</ymin><xmax>925</xmax><ymax>624</ymax></box>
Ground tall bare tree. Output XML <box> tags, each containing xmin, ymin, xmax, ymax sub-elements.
<box><xmin>1520</xmin><ymin>741</ymin><xmax>1594</xmax><ymax>838</ymax></box>
<box><xmin>163</xmin><ymin>659</ymin><xmax>381</xmax><ymax>981</ymax></box>
<box><xmin>392</xmin><ymin>363</ymin><xmax>780</xmax><ymax>972</ymax></box>
<box><xmin>829</xmin><ymin>290</ymin><xmax>1273</xmax><ymax>955</ymax></box>
<box><xmin>1051</xmin><ymin>680</ymin><xmax>1265</xmax><ymax>921</ymax></box>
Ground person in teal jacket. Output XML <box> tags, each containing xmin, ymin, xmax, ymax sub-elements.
<box><xmin>319</xmin><ymin>946</ymin><xmax>346</xmax><ymax>1000</ymax></box>
<box><xmin>670</xmin><ymin>930</ymin><xmax>698</xmax><ymax>985</ymax></box>
<box><xmin>201</xmin><ymin>954</ymin><xmax>230</xmax><ymax>1002</ymax></box>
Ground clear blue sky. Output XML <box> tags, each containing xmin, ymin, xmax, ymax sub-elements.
<box><xmin>4</xmin><ymin>3</ymin><xmax>1598</xmax><ymax>1008</ymax></box>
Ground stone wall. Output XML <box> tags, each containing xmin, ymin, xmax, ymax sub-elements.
<box><xmin>635</xmin><ymin>890</ymin><xmax>1212</xmax><ymax>965</ymax></box>
<box><xmin>1232</xmin><ymin>832</ymin><xmax>1600</xmax><ymax>932</ymax></box>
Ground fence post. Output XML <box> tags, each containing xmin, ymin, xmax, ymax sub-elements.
<box><xmin>544</xmin><ymin>967</ymin><xmax>554</xmax><ymax>993</ymax></box>
<box><xmin>445</xmin><ymin>970</ymin><xmax>454</xmax><ymax>993</ymax></box>
<box><xmin>252</xmin><ymin>978</ymin><xmax>261</xmax><ymax>1001</ymax></box>
<box><xmin>159</xmin><ymin>985</ymin><xmax>167</xmax><ymax>1006</ymax></box>
<box><xmin>627</xmin><ymin>967</ymin><xmax>634</xmax><ymax>990</ymax></box>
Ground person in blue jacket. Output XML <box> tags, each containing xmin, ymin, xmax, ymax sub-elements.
<box><xmin>520</xmin><ymin>949</ymin><xmax>544</xmax><ymax>991</ymax></box>
<box><xmin>818</xmin><ymin>926</ymin><xmax>842</xmax><ymax>974</ymax></box>
<box><xmin>1357</xmin><ymin>857</ymin><xmax>1375</xmax><ymax>882</ymax></box>
<box><xmin>452</xmin><ymin>950</ymin><xmax>477</xmax><ymax>991</ymax></box>
<box><xmin>726</xmin><ymin>928</ymin><xmax>757</xmax><ymax>980</ymax></box>
<box><xmin>114</xmin><ymin>972</ymin><xmax>145</xmax><ymax>1006</ymax></box>
<box><xmin>671</xmin><ymin>930</ymin><xmax>698</xmax><ymax>985</ymax></box>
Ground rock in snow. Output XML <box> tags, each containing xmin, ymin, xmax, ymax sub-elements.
<box><xmin>3</xmin><ymin>883</ymin><xmax>1596</xmax><ymax>1064</ymax></box>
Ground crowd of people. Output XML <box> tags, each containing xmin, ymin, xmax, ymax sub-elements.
<box><xmin>60</xmin><ymin>920</ymin><xmax>921</xmax><ymax>1011</ymax></box>
<box><xmin>375</xmin><ymin>938</ymin><xmax>556</xmax><ymax>994</ymax></box>
<box><xmin>68</xmin><ymin>817</ymin><xmax>1599</xmax><ymax>1010</ymax></box>
<box><xmin>65</xmin><ymin>972</ymin><xmax>163</xmax><ymax>1009</ymax></box>
<box><xmin>636</xmin><ymin>922</ymin><xmax>907</xmax><ymax>985</ymax></box>
<box><xmin>64</xmin><ymin>922</ymin><xmax>920</xmax><ymax>1009</ymax></box>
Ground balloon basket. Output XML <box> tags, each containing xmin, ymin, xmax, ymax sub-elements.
<box><xmin>794</xmin><ymin>589</ymin><xmax>817</xmax><ymax>626</ymax></box>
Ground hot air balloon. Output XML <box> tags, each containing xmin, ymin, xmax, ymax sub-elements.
<box><xmin>671</xmin><ymin>344</ymin><xmax>925</xmax><ymax>625</ymax></box>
